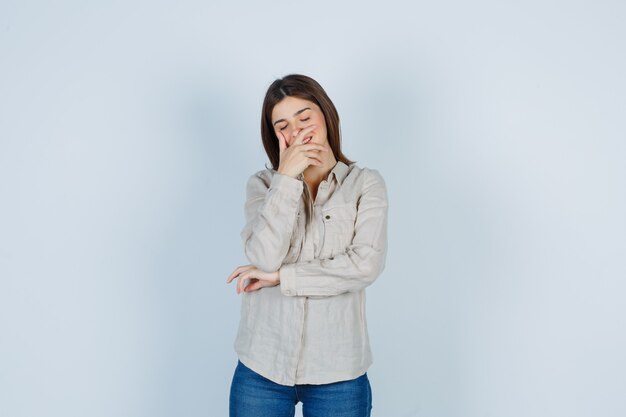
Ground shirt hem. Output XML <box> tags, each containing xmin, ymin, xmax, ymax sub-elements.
<box><xmin>236</xmin><ymin>354</ymin><xmax>373</xmax><ymax>386</ymax></box>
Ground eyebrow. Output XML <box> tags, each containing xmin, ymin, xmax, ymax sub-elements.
<box><xmin>273</xmin><ymin>107</ymin><xmax>311</xmax><ymax>126</ymax></box>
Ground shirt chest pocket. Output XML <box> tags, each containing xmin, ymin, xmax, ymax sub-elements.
<box><xmin>320</xmin><ymin>203</ymin><xmax>357</xmax><ymax>259</ymax></box>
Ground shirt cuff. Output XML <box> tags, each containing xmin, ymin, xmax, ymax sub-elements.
<box><xmin>279</xmin><ymin>263</ymin><xmax>297</xmax><ymax>296</ymax></box>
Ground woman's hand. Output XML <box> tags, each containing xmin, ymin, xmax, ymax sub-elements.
<box><xmin>226</xmin><ymin>265</ymin><xmax>280</xmax><ymax>294</ymax></box>
<box><xmin>277</xmin><ymin>124</ymin><xmax>328</xmax><ymax>178</ymax></box>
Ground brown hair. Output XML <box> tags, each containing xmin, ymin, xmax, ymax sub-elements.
<box><xmin>261</xmin><ymin>74</ymin><xmax>355</xmax><ymax>170</ymax></box>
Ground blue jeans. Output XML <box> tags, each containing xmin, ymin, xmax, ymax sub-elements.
<box><xmin>229</xmin><ymin>360</ymin><xmax>372</xmax><ymax>417</ymax></box>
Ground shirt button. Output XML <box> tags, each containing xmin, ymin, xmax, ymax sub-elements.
<box><xmin>325</xmin><ymin>215</ymin><xmax>330</xmax><ymax>219</ymax></box>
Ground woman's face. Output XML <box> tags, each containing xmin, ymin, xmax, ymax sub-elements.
<box><xmin>271</xmin><ymin>96</ymin><xmax>328</xmax><ymax>148</ymax></box>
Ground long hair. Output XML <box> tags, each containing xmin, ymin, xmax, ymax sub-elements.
<box><xmin>260</xmin><ymin>74</ymin><xmax>355</xmax><ymax>170</ymax></box>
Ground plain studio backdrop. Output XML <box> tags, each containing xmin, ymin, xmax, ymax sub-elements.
<box><xmin>1</xmin><ymin>1</ymin><xmax>624</xmax><ymax>416</ymax></box>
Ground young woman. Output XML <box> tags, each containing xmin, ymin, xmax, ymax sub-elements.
<box><xmin>226</xmin><ymin>74</ymin><xmax>389</xmax><ymax>417</ymax></box>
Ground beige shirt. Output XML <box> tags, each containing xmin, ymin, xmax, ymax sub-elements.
<box><xmin>233</xmin><ymin>160</ymin><xmax>389</xmax><ymax>386</ymax></box>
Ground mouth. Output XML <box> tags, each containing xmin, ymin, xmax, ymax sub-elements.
<box><xmin>303</xmin><ymin>136</ymin><xmax>313</xmax><ymax>144</ymax></box>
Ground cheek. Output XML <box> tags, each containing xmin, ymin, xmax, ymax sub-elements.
<box><xmin>314</xmin><ymin>116</ymin><xmax>327</xmax><ymax>133</ymax></box>
<box><xmin>317</xmin><ymin>122</ymin><xmax>328</xmax><ymax>137</ymax></box>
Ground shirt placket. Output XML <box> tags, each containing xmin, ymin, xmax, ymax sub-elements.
<box><xmin>294</xmin><ymin>175</ymin><xmax>333</xmax><ymax>382</ymax></box>
<box><xmin>301</xmin><ymin>177</ymin><xmax>332</xmax><ymax>261</ymax></box>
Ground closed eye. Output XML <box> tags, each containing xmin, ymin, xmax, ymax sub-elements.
<box><xmin>279</xmin><ymin>117</ymin><xmax>311</xmax><ymax>131</ymax></box>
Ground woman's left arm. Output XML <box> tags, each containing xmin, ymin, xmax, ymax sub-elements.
<box><xmin>278</xmin><ymin>168</ymin><xmax>388</xmax><ymax>297</ymax></box>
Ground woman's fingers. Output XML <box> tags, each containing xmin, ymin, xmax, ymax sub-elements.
<box><xmin>237</xmin><ymin>270</ymin><xmax>250</xmax><ymax>294</ymax></box>
<box><xmin>303</xmin><ymin>150</ymin><xmax>324</xmax><ymax>161</ymax></box>
<box><xmin>237</xmin><ymin>269</ymin><xmax>259</xmax><ymax>294</ymax></box>
<box><xmin>230</xmin><ymin>268</ymin><xmax>278</xmax><ymax>294</ymax></box>
<box><xmin>236</xmin><ymin>272</ymin><xmax>243</xmax><ymax>294</ymax></box>
<box><xmin>277</xmin><ymin>131</ymin><xmax>287</xmax><ymax>152</ymax></box>
<box><xmin>276</xmin><ymin>125</ymin><xmax>329</xmax><ymax>176</ymax></box>
<box><xmin>294</xmin><ymin>124</ymin><xmax>317</xmax><ymax>144</ymax></box>
<box><xmin>301</xmin><ymin>143</ymin><xmax>328</xmax><ymax>152</ymax></box>
<box><xmin>298</xmin><ymin>144</ymin><xmax>326</xmax><ymax>168</ymax></box>
<box><xmin>226</xmin><ymin>266</ymin><xmax>243</xmax><ymax>283</ymax></box>
<box><xmin>244</xmin><ymin>277</ymin><xmax>276</xmax><ymax>293</ymax></box>
<box><xmin>226</xmin><ymin>265</ymin><xmax>254</xmax><ymax>283</ymax></box>
<box><xmin>243</xmin><ymin>279</ymin><xmax>263</xmax><ymax>292</ymax></box>
<box><xmin>301</xmin><ymin>151</ymin><xmax>323</xmax><ymax>166</ymax></box>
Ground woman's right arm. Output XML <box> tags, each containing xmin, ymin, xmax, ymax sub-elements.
<box><xmin>240</xmin><ymin>171</ymin><xmax>303</xmax><ymax>273</ymax></box>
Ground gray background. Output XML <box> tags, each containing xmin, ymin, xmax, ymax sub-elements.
<box><xmin>1</xmin><ymin>1</ymin><xmax>624</xmax><ymax>416</ymax></box>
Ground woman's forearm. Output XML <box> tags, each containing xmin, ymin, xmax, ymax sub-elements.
<box><xmin>240</xmin><ymin>171</ymin><xmax>303</xmax><ymax>272</ymax></box>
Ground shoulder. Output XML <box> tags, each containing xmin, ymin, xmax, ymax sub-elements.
<box><xmin>246</xmin><ymin>167</ymin><xmax>275</xmax><ymax>189</ymax></box>
<box><xmin>342</xmin><ymin>163</ymin><xmax>388</xmax><ymax>209</ymax></box>
<box><xmin>344</xmin><ymin>163</ymin><xmax>387</xmax><ymax>190</ymax></box>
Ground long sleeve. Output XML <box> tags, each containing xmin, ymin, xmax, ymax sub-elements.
<box><xmin>240</xmin><ymin>171</ymin><xmax>303</xmax><ymax>273</ymax></box>
<box><xmin>278</xmin><ymin>168</ymin><xmax>388</xmax><ymax>297</ymax></box>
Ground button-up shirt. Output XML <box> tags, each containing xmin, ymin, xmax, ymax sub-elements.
<box><xmin>233</xmin><ymin>160</ymin><xmax>389</xmax><ymax>386</ymax></box>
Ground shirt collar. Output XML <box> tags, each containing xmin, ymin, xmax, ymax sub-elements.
<box><xmin>330</xmin><ymin>160</ymin><xmax>349</xmax><ymax>185</ymax></box>
<box><xmin>296</xmin><ymin>160</ymin><xmax>349</xmax><ymax>185</ymax></box>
